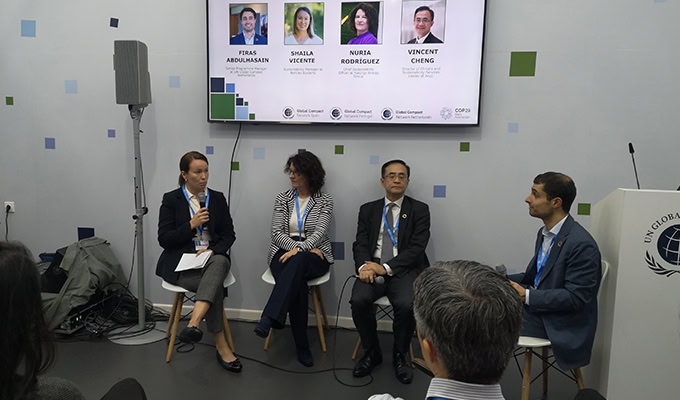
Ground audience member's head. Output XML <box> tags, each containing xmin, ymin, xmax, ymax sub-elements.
<box><xmin>532</xmin><ymin>171</ymin><xmax>576</xmax><ymax>214</ymax></box>
<box><xmin>413</xmin><ymin>260</ymin><xmax>523</xmax><ymax>384</ymax></box>
<box><xmin>0</xmin><ymin>242</ymin><xmax>54</xmax><ymax>399</ymax></box>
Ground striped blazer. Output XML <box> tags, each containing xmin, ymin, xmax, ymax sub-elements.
<box><xmin>267</xmin><ymin>188</ymin><xmax>334</xmax><ymax>265</ymax></box>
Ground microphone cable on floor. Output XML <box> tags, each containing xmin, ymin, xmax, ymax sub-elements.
<box><xmin>179</xmin><ymin>275</ymin><xmax>375</xmax><ymax>387</ymax></box>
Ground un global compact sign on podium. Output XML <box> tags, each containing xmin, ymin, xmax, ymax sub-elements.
<box><xmin>588</xmin><ymin>189</ymin><xmax>680</xmax><ymax>399</ymax></box>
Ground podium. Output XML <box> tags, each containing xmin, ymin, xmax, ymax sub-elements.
<box><xmin>588</xmin><ymin>189</ymin><xmax>680</xmax><ymax>399</ymax></box>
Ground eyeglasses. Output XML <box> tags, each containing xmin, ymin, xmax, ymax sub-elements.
<box><xmin>286</xmin><ymin>169</ymin><xmax>302</xmax><ymax>177</ymax></box>
<box><xmin>383</xmin><ymin>173</ymin><xmax>408</xmax><ymax>181</ymax></box>
<box><xmin>415</xmin><ymin>18</ymin><xmax>431</xmax><ymax>24</ymax></box>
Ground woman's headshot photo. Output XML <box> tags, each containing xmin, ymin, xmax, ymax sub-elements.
<box><xmin>284</xmin><ymin>3</ymin><xmax>324</xmax><ymax>45</ymax></box>
<box><xmin>341</xmin><ymin>2</ymin><xmax>382</xmax><ymax>45</ymax></box>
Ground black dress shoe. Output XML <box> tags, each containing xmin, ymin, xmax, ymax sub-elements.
<box><xmin>393</xmin><ymin>352</ymin><xmax>413</xmax><ymax>384</ymax></box>
<box><xmin>353</xmin><ymin>350</ymin><xmax>383</xmax><ymax>377</ymax></box>
<box><xmin>216</xmin><ymin>352</ymin><xmax>243</xmax><ymax>373</ymax></box>
<box><xmin>296</xmin><ymin>347</ymin><xmax>314</xmax><ymax>367</ymax></box>
<box><xmin>178</xmin><ymin>326</ymin><xmax>203</xmax><ymax>344</ymax></box>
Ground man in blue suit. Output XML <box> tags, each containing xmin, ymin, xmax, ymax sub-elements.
<box><xmin>230</xmin><ymin>7</ymin><xmax>267</xmax><ymax>45</ymax></box>
<box><xmin>509</xmin><ymin>172</ymin><xmax>601</xmax><ymax>371</ymax></box>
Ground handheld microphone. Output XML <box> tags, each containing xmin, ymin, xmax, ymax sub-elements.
<box><xmin>197</xmin><ymin>192</ymin><xmax>207</xmax><ymax>231</ymax></box>
<box><xmin>628</xmin><ymin>142</ymin><xmax>641</xmax><ymax>190</ymax></box>
<box><xmin>374</xmin><ymin>276</ymin><xmax>385</xmax><ymax>285</ymax></box>
<box><xmin>198</xmin><ymin>192</ymin><xmax>206</xmax><ymax>209</ymax></box>
<box><xmin>495</xmin><ymin>264</ymin><xmax>508</xmax><ymax>279</ymax></box>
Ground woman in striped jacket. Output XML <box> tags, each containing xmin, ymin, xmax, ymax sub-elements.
<box><xmin>254</xmin><ymin>151</ymin><xmax>334</xmax><ymax>367</ymax></box>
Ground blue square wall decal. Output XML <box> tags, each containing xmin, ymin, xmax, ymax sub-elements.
<box><xmin>65</xmin><ymin>80</ymin><xmax>78</xmax><ymax>94</ymax></box>
<box><xmin>433</xmin><ymin>185</ymin><xmax>446</xmax><ymax>198</ymax></box>
<box><xmin>508</xmin><ymin>122</ymin><xmax>519</xmax><ymax>133</ymax></box>
<box><xmin>226</xmin><ymin>83</ymin><xmax>236</xmax><ymax>93</ymax></box>
<box><xmin>169</xmin><ymin>76</ymin><xmax>181</xmax><ymax>88</ymax></box>
<box><xmin>21</xmin><ymin>20</ymin><xmax>36</xmax><ymax>37</ymax></box>
<box><xmin>211</xmin><ymin>78</ymin><xmax>225</xmax><ymax>93</ymax></box>
<box><xmin>78</xmin><ymin>227</ymin><xmax>95</xmax><ymax>240</ymax></box>
<box><xmin>236</xmin><ymin>106</ymin><xmax>248</xmax><ymax>120</ymax></box>
<box><xmin>369</xmin><ymin>155</ymin><xmax>380</xmax><ymax>165</ymax></box>
<box><xmin>107</xmin><ymin>129</ymin><xmax>116</xmax><ymax>138</ymax></box>
<box><xmin>331</xmin><ymin>242</ymin><xmax>345</xmax><ymax>260</ymax></box>
<box><xmin>45</xmin><ymin>138</ymin><xmax>56</xmax><ymax>150</ymax></box>
<box><xmin>110</xmin><ymin>18</ymin><xmax>119</xmax><ymax>28</ymax></box>
<box><xmin>206</xmin><ymin>146</ymin><xmax>214</xmax><ymax>155</ymax></box>
<box><xmin>253</xmin><ymin>147</ymin><xmax>265</xmax><ymax>160</ymax></box>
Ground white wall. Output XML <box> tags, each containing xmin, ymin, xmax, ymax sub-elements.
<box><xmin>1</xmin><ymin>0</ymin><xmax>679</xmax><ymax>320</ymax></box>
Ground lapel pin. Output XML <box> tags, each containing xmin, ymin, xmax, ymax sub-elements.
<box><xmin>557</xmin><ymin>241</ymin><xmax>563</xmax><ymax>248</ymax></box>
<box><xmin>402</xmin><ymin>214</ymin><xmax>407</xmax><ymax>219</ymax></box>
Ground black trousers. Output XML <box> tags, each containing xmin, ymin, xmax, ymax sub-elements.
<box><xmin>262</xmin><ymin>249</ymin><xmax>329</xmax><ymax>349</ymax></box>
<box><xmin>349</xmin><ymin>268</ymin><xmax>418</xmax><ymax>356</ymax></box>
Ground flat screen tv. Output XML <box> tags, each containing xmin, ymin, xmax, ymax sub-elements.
<box><xmin>207</xmin><ymin>0</ymin><xmax>486</xmax><ymax>125</ymax></box>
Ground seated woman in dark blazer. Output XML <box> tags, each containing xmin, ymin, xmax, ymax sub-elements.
<box><xmin>254</xmin><ymin>151</ymin><xmax>334</xmax><ymax>367</ymax></box>
<box><xmin>156</xmin><ymin>151</ymin><xmax>241</xmax><ymax>372</ymax></box>
<box><xmin>0</xmin><ymin>242</ymin><xmax>146</xmax><ymax>400</ymax></box>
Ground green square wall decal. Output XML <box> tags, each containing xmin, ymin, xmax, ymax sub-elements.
<box><xmin>231</xmin><ymin>161</ymin><xmax>240</xmax><ymax>171</ymax></box>
<box><xmin>6</xmin><ymin>96</ymin><xmax>14</xmax><ymax>105</ymax></box>
<box><xmin>335</xmin><ymin>145</ymin><xmax>344</xmax><ymax>155</ymax></box>
<box><xmin>460</xmin><ymin>142</ymin><xmax>470</xmax><ymax>152</ymax></box>
<box><xmin>510</xmin><ymin>52</ymin><xmax>537</xmax><ymax>77</ymax></box>
<box><xmin>577</xmin><ymin>203</ymin><xmax>591</xmax><ymax>216</ymax></box>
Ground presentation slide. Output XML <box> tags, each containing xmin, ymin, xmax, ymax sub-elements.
<box><xmin>208</xmin><ymin>0</ymin><xmax>486</xmax><ymax>125</ymax></box>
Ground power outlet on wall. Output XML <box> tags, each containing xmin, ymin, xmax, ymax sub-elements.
<box><xmin>4</xmin><ymin>202</ymin><xmax>15</xmax><ymax>213</ymax></box>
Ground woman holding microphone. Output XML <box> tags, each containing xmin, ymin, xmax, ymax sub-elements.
<box><xmin>156</xmin><ymin>151</ymin><xmax>241</xmax><ymax>372</ymax></box>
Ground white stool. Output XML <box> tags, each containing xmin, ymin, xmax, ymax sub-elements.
<box><xmin>261</xmin><ymin>268</ymin><xmax>330</xmax><ymax>352</ymax></box>
<box><xmin>162</xmin><ymin>271</ymin><xmax>236</xmax><ymax>362</ymax></box>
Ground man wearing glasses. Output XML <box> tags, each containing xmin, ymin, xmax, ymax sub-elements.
<box><xmin>350</xmin><ymin>160</ymin><xmax>431</xmax><ymax>384</ymax></box>
<box><xmin>407</xmin><ymin>6</ymin><xmax>443</xmax><ymax>44</ymax></box>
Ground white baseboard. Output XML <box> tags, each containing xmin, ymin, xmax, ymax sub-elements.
<box><xmin>154</xmin><ymin>303</ymin><xmax>395</xmax><ymax>332</ymax></box>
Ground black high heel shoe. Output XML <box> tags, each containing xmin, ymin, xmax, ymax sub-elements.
<box><xmin>216</xmin><ymin>351</ymin><xmax>243</xmax><ymax>373</ymax></box>
<box><xmin>178</xmin><ymin>326</ymin><xmax>203</xmax><ymax>344</ymax></box>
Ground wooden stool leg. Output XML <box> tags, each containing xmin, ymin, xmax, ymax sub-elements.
<box><xmin>311</xmin><ymin>287</ymin><xmax>327</xmax><ymax>352</ymax></box>
<box><xmin>264</xmin><ymin>328</ymin><xmax>273</xmax><ymax>350</ymax></box>
<box><xmin>521</xmin><ymin>348</ymin><xmax>533</xmax><ymax>400</ymax></box>
<box><xmin>166</xmin><ymin>294</ymin><xmax>180</xmax><ymax>337</ymax></box>
<box><xmin>409</xmin><ymin>343</ymin><xmax>415</xmax><ymax>362</ymax></box>
<box><xmin>352</xmin><ymin>337</ymin><xmax>362</xmax><ymax>360</ymax></box>
<box><xmin>222</xmin><ymin>310</ymin><xmax>235</xmax><ymax>352</ymax></box>
<box><xmin>166</xmin><ymin>293</ymin><xmax>184</xmax><ymax>363</ymax></box>
<box><xmin>316</xmin><ymin>287</ymin><xmax>329</xmax><ymax>329</ymax></box>
<box><xmin>574</xmin><ymin>368</ymin><xmax>584</xmax><ymax>390</ymax></box>
<box><xmin>542</xmin><ymin>347</ymin><xmax>549</xmax><ymax>396</ymax></box>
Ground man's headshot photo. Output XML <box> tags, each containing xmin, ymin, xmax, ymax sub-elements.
<box><xmin>229</xmin><ymin>4</ymin><xmax>268</xmax><ymax>45</ymax></box>
<box><xmin>401</xmin><ymin>1</ymin><xmax>445</xmax><ymax>44</ymax></box>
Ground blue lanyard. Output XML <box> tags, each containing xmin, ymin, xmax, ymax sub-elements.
<box><xmin>534</xmin><ymin>235</ymin><xmax>557</xmax><ymax>287</ymax></box>
<box><xmin>295</xmin><ymin>190</ymin><xmax>311</xmax><ymax>236</ymax></box>
<box><xmin>182</xmin><ymin>185</ymin><xmax>210</xmax><ymax>235</ymax></box>
<box><xmin>383</xmin><ymin>203</ymin><xmax>399</xmax><ymax>247</ymax></box>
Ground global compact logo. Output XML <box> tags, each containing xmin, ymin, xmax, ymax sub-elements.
<box><xmin>282</xmin><ymin>106</ymin><xmax>295</xmax><ymax>119</ymax></box>
<box><xmin>643</xmin><ymin>213</ymin><xmax>680</xmax><ymax>278</ymax></box>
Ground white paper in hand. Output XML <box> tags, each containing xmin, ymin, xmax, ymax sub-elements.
<box><xmin>174</xmin><ymin>252</ymin><xmax>211</xmax><ymax>272</ymax></box>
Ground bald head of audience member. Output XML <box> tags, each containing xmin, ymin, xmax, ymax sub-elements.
<box><xmin>414</xmin><ymin>260</ymin><xmax>523</xmax><ymax>384</ymax></box>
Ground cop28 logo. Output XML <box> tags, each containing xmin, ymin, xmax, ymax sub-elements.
<box><xmin>643</xmin><ymin>213</ymin><xmax>680</xmax><ymax>278</ymax></box>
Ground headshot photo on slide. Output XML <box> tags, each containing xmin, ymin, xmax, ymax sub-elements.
<box><xmin>229</xmin><ymin>3</ymin><xmax>268</xmax><ymax>45</ymax></box>
<box><xmin>401</xmin><ymin>0</ymin><xmax>446</xmax><ymax>44</ymax></box>
<box><xmin>284</xmin><ymin>3</ymin><xmax>325</xmax><ymax>45</ymax></box>
<box><xmin>340</xmin><ymin>2</ymin><xmax>383</xmax><ymax>45</ymax></box>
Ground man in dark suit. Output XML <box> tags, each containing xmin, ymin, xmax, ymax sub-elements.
<box><xmin>230</xmin><ymin>7</ymin><xmax>267</xmax><ymax>45</ymax></box>
<box><xmin>351</xmin><ymin>160</ymin><xmax>431</xmax><ymax>384</ymax></box>
<box><xmin>407</xmin><ymin>6</ymin><xmax>443</xmax><ymax>44</ymax></box>
<box><xmin>509</xmin><ymin>172</ymin><xmax>602</xmax><ymax>371</ymax></box>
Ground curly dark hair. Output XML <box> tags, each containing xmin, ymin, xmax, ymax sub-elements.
<box><xmin>0</xmin><ymin>242</ymin><xmax>55</xmax><ymax>399</ymax></box>
<box><xmin>285</xmin><ymin>150</ymin><xmax>326</xmax><ymax>194</ymax></box>
<box><xmin>348</xmin><ymin>3</ymin><xmax>379</xmax><ymax>37</ymax></box>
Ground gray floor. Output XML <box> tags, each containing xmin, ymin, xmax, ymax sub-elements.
<box><xmin>48</xmin><ymin>320</ymin><xmax>583</xmax><ymax>400</ymax></box>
